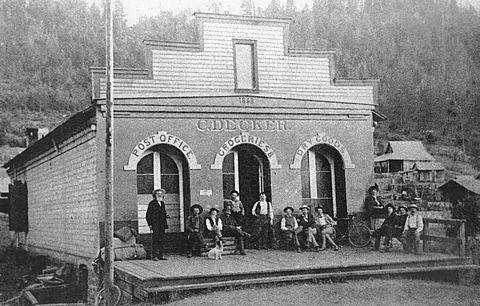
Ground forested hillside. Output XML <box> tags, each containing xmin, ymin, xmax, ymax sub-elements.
<box><xmin>0</xmin><ymin>0</ymin><xmax>479</xmax><ymax>170</ymax></box>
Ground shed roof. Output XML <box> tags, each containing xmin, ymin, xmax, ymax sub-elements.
<box><xmin>438</xmin><ymin>176</ymin><xmax>480</xmax><ymax>196</ymax></box>
<box><xmin>413</xmin><ymin>161</ymin><xmax>445</xmax><ymax>171</ymax></box>
<box><xmin>374</xmin><ymin>141</ymin><xmax>435</xmax><ymax>162</ymax></box>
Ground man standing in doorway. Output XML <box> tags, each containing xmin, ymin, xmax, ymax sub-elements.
<box><xmin>146</xmin><ymin>188</ymin><xmax>169</xmax><ymax>260</ymax></box>
<box><xmin>251</xmin><ymin>192</ymin><xmax>274</xmax><ymax>249</ymax></box>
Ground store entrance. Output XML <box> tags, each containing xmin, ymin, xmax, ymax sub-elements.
<box><xmin>222</xmin><ymin>144</ymin><xmax>271</xmax><ymax>219</ymax></box>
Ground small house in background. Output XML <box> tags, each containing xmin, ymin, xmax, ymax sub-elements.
<box><xmin>411</xmin><ymin>161</ymin><xmax>445</xmax><ymax>183</ymax></box>
<box><xmin>438</xmin><ymin>176</ymin><xmax>480</xmax><ymax>203</ymax></box>
<box><xmin>374</xmin><ymin>141</ymin><xmax>445</xmax><ymax>199</ymax></box>
<box><xmin>374</xmin><ymin>141</ymin><xmax>436</xmax><ymax>174</ymax></box>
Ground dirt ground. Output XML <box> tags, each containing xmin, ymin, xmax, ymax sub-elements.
<box><xmin>160</xmin><ymin>279</ymin><xmax>480</xmax><ymax>306</ymax></box>
<box><xmin>0</xmin><ymin>249</ymin><xmax>29</xmax><ymax>302</ymax></box>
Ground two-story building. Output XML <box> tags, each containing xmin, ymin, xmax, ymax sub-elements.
<box><xmin>4</xmin><ymin>13</ymin><xmax>379</xmax><ymax>263</ymax></box>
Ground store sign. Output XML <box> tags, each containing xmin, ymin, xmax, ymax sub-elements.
<box><xmin>290</xmin><ymin>133</ymin><xmax>355</xmax><ymax>169</ymax></box>
<box><xmin>124</xmin><ymin>131</ymin><xmax>201</xmax><ymax>170</ymax></box>
<box><xmin>196</xmin><ymin>119</ymin><xmax>288</xmax><ymax>132</ymax></box>
<box><xmin>211</xmin><ymin>132</ymin><xmax>282</xmax><ymax>169</ymax></box>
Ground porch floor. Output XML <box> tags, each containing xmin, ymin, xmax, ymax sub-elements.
<box><xmin>114</xmin><ymin>245</ymin><xmax>474</xmax><ymax>302</ymax></box>
<box><xmin>115</xmin><ymin>247</ymin><xmax>461</xmax><ymax>280</ymax></box>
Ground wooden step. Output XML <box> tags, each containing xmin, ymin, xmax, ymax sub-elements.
<box><xmin>145</xmin><ymin>264</ymin><xmax>479</xmax><ymax>298</ymax></box>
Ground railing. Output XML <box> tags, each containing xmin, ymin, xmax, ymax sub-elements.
<box><xmin>422</xmin><ymin>218</ymin><xmax>466</xmax><ymax>257</ymax></box>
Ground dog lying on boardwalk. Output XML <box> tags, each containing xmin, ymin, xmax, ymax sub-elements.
<box><xmin>207</xmin><ymin>240</ymin><xmax>223</xmax><ymax>260</ymax></box>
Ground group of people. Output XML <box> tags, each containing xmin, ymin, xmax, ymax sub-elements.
<box><xmin>280</xmin><ymin>205</ymin><xmax>339</xmax><ymax>252</ymax></box>
<box><xmin>184</xmin><ymin>196</ymin><xmax>252</xmax><ymax>258</ymax></box>
<box><xmin>145</xmin><ymin>186</ymin><xmax>425</xmax><ymax>261</ymax></box>
<box><xmin>367</xmin><ymin>185</ymin><xmax>425</xmax><ymax>254</ymax></box>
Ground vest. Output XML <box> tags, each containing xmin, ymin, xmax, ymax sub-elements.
<box><xmin>207</xmin><ymin>217</ymin><xmax>219</xmax><ymax>228</ymax></box>
<box><xmin>254</xmin><ymin>201</ymin><xmax>271</xmax><ymax>215</ymax></box>
<box><xmin>283</xmin><ymin>215</ymin><xmax>296</xmax><ymax>229</ymax></box>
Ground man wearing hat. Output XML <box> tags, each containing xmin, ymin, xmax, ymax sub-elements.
<box><xmin>205</xmin><ymin>207</ymin><xmax>223</xmax><ymax>243</ymax></box>
<box><xmin>297</xmin><ymin>205</ymin><xmax>321</xmax><ymax>251</ymax></box>
<box><xmin>185</xmin><ymin>204</ymin><xmax>206</xmax><ymax>258</ymax></box>
<box><xmin>364</xmin><ymin>185</ymin><xmax>385</xmax><ymax>229</ymax></box>
<box><xmin>251</xmin><ymin>192</ymin><xmax>274</xmax><ymax>249</ymax></box>
<box><xmin>224</xmin><ymin>190</ymin><xmax>245</xmax><ymax>226</ymax></box>
<box><xmin>313</xmin><ymin>206</ymin><xmax>339</xmax><ymax>251</ymax></box>
<box><xmin>371</xmin><ymin>203</ymin><xmax>397</xmax><ymax>251</ymax></box>
<box><xmin>146</xmin><ymin>188</ymin><xmax>169</xmax><ymax>260</ymax></box>
<box><xmin>280</xmin><ymin>207</ymin><xmax>302</xmax><ymax>253</ymax></box>
<box><xmin>392</xmin><ymin>205</ymin><xmax>408</xmax><ymax>241</ymax></box>
<box><xmin>220</xmin><ymin>206</ymin><xmax>251</xmax><ymax>255</ymax></box>
<box><xmin>402</xmin><ymin>204</ymin><xmax>424</xmax><ymax>254</ymax></box>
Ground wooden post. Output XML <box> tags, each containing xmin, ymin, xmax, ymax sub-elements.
<box><xmin>458</xmin><ymin>220</ymin><xmax>466</xmax><ymax>257</ymax></box>
<box><xmin>423</xmin><ymin>218</ymin><xmax>429</xmax><ymax>253</ymax></box>
<box><xmin>104</xmin><ymin>0</ymin><xmax>115</xmax><ymax>304</ymax></box>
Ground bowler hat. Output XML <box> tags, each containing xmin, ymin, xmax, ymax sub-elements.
<box><xmin>368</xmin><ymin>185</ymin><xmax>379</xmax><ymax>194</ymax></box>
<box><xmin>299</xmin><ymin>205</ymin><xmax>310</xmax><ymax>211</ymax></box>
<box><xmin>314</xmin><ymin>206</ymin><xmax>324</xmax><ymax>211</ymax></box>
<box><xmin>385</xmin><ymin>203</ymin><xmax>395</xmax><ymax>211</ymax></box>
<box><xmin>397</xmin><ymin>205</ymin><xmax>408</xmax><ymax>212</ymax></box>
<box><xmin>209</xmin><ymin>207</ymin><xmax>219</xmax><ymax>214</ymax></box>
<box><xmin>190</xmin><ymin>204</ymin><xmax>203</xmax><ymax>214</ymax></box>
<box><xmin>408</xmin><ymin>204</ymin><xmax>419</xmax><ymax>210</ymax></box>
<box><xmin>283</xmin><ymin>206</ymin><xmax>294</xmax><ymax>213</ymax></box>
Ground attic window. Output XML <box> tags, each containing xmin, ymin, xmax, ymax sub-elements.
<box><xmin>233</xmin><ymin>40</ymin><xmax>258</xmax><ymax>92</ymax></box>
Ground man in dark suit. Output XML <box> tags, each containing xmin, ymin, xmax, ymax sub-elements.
<box><xmin>146</xmin><ymin>188</ymin><xmax>169</xmax><ymax>260</ymax></box>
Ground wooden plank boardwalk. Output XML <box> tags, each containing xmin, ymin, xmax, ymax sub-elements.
<box><xmin>114</xmin><ymin>247</ymin><xmax>474</xmax><ymax>303</ymax></box>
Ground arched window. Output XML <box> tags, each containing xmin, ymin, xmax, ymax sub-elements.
<box><xmin>301</xmin><ymin>150</ymin><xmax>335</xmax><ymax>216</ymax></box>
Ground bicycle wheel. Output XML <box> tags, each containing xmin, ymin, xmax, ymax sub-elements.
<box><xmin>348</xmin><ymin>223</ymin><xmax>371</xmax><ymax>248</ymax></box>
<box><xmin>95</xmin><ymin>285</ymin><xmax>122</xmax><ymax>306</ymax></box>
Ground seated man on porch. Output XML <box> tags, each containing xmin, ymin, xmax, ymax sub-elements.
<box><xmin>313</xmin><ymin>206</ymin><xmax>339</xmax><ymax>251</ymax></box>
<box><xmin>280</xmin><ymin>206</ymin><xmax>302</xmax><ymax>253</ymax></box>
<box><xmin>223</xmin><ymin>190</ymin><xmax>245</xmax><ymax>226</ymax></box>
<box><xmin>220</xmin><ymin>205</ymin><xmax>250</xmax><ymax>255</ymax></box>
<box><xmin>205</xmin><ymin>207</ymin><xmax>223</xmax><ymax>243</ymax></box>
<box><xmin>297</xmin><ymin>205</ymin><xmax>320</xmax><ymax>251</ymax></box>
<box><xmin>401</xmin><ymin>204</ymin><xmax>424</xmax><ymax>255</ymax></box>
<box><xmin>185</xmin><ymin>204</ymin><xmax>206</xmax><ymax>258</ymax></box>
<box><xmin>372</xmin><ymin>203</ymin><xmax>396</xmax><ymax>251</ymax></box>
<box><xmin>392</xmin><ymin>205</ymin><xmax>408</xmax><ymax>241</ymax></box>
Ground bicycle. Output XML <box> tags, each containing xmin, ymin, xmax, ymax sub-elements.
<box><xmin>332</xmin><ymin>214</ymin><xmax>371</xmax><ymax>248</ymax></box>
<box><xmin>92</xmin><ymin>255</ymin><xmax>122</xmax><ymax>306</ymax></box>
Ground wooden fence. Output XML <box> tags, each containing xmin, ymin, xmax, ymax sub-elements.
<box><xmin>423</xmin><ymin>218</ymin><xmax>466</xmax><ymax>256</ymax></box>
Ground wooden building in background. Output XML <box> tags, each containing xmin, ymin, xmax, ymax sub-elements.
<box><xmin>3</xmin><ymin>13</ymin><xmax>379</xmax><ymax>262</ymax></box>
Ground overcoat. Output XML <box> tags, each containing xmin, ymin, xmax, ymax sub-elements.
<box><xmin>146</xmin><ymin>199</ymin><xmax>168</xmax><ymax>231</ymax></box>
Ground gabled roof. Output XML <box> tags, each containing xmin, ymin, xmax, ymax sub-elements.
<box><xmin>438</xmin><ymin>176</ymin><xmax>480</xmax><ymax>195</ymax></box>
<box><xmin>374</xmin><ymin>141</ymin><xmax>435</xmax><ymax>162</ymax></box>
<box><xmin>413</xmin><ymin>162</ymin><xmax>445</xmax><ymax>171</ymax></box>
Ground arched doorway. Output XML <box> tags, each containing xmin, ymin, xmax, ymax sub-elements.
<box><xmin>136</xmin><ymin>144</ymin><xmax>190</xmax><ymax>234</ymax></box>
<box><xmin>222</xmin><ymin>144</ymin><xmax>271</xmax><ymax>222</ymax></box>
<box><xmin>300</xmin><ymin>144</ymin><xmax>347</xmax><ymax>218</ymax></box>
